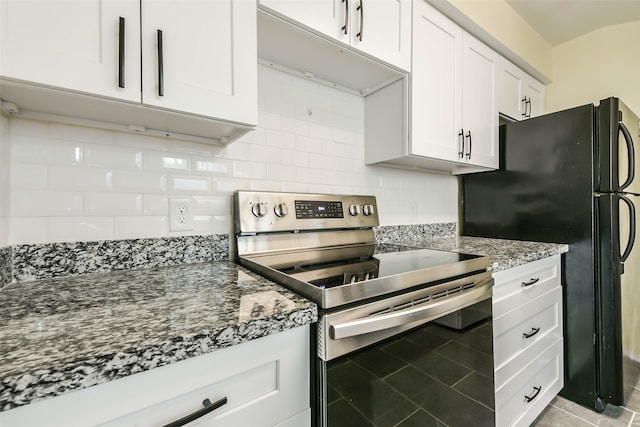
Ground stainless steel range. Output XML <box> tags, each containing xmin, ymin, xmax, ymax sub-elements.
<box><xmin>234</xmin><ymin>191</ymin><xmax>495</xmax><ymax>427</ymax></box>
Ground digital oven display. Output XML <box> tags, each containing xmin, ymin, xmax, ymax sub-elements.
<box><xmin>295</xmin><ymin>200</ymin><xmax>344</xmax><ymax>219</ymax></box>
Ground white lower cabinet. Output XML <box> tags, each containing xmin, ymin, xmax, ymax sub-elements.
<box><xmin>492</xmin><ymin>255</ymin><xmax>564</xmax><ymax>427</ymax></box>
<box><xmin>0</xmin><ymin>326</ymin><xmax>311</xmax><ymax>427</ymax></box>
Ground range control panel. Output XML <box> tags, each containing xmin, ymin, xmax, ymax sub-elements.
<box><xmin>234</xmin><ymin>190</ymin><xmax>379</xmax><ymax>234</ymax></box>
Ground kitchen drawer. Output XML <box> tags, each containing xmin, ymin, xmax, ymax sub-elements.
<box><xmin>493</xmin><ymin>255</ymin><xmax>560</xmax><ymax>317</ymax></box>
<box><xmin>495</xmin><ymin>339</ymin><xmax>564</xmax><ymax>427</ymax></box>
<box><xmin>494</xmin><ymin>286</ymin><xmax>562</xmax><ymax>369</ymax></box>
<box><xmin>0</xmin><ymin>326</ymin><xmax>311</xmax><ymax>427</ymax></box>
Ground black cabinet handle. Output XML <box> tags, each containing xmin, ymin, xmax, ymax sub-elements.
<box><xmin>523</xmin><ymin>327</ymin><xmax>540</xmax><ymax>339</ymax></box>
<box><xmin>465</xmin><ymin>130</ymin><xmax>472</xmax><ymax>159</ymax></box>
<box><xmin>162</xmin><ymin>397</ymin><xmax>228</xmax><ymax>427</ymax></box>
<box><xmin>356</xmin><ymin>0</ymin><xmax>363</xmax><ymax>41</ymax></box>
<box><xmin>521</xmin><ymin>97</ymin><xmax>527</xmax><ymax>118</ymax></box>
<box><xmin>458</xmin><ymin>129</ymin><xmax>465</xmax><ymax>158</ymax></box>
<box><xmin>342</xmin><ymin>0</ymin><xmax>349</xmax><ymax>35</ymax></box>
<box><xmin>524</xmin><ymin>386</ymin><xmax>541</xmax><ymax>403</ymax></box>
<box><xmin>521</xmin><ymin>277</ymin><xmax>539</xmax><ymax>287</ymax></box>
<box><xmin>157</xmin><ymin>29</ymin><xmax>164</xmax><ymax>96</ymax></box>
<box><xmin>526</xmin><ymin>98</ymin><xmax>532</xmax><ymax>118</ymax></box>
<box><xmin>118</xmin><ymin>17</ymin><xmax>125</xmax><ymax>88</ymax></box>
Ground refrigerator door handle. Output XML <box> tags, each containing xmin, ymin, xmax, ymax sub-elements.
<box><xmin>619</xmin><ymin>120</ymin><xmax>635</xmax><ymax>191</ymax></box>
<box><xmin>620</xmin><ymin>194</ymin><xmax>636</xmax><ymax>270</ymax></box>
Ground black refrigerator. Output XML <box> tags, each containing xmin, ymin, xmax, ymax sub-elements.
<box><xmin>462</xmin><ymin>97</ymin><xmax>639</xmax><ymax>411</ymax></box>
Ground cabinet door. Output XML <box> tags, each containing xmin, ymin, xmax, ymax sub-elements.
<box><xmin>410</xmin><ymin>1</ymin><xmax>461</xmax><ymax>162</ymax></box>
<box><xmin>0</xmin><ymin>0</ymin><xmax>140</xmax><ymax>102</ymax></box>
<box><xmin>141</xmin><ymin>0</ymin><xmax>257</xmax><ymax>125</ymax></box>
<box><xmin>461</xmin><ymin>33</ymin><xmax>499</xmax><ymax>169</ymax></box>
<box><xmin>499</xmin><ymin>59</ymin><xmax>524</xmax><ymax>121</ymax></box>
<box><xmin>523</xmin><ymin>77</ymin><xmax>545</xmax><ymax>118</ymax></box>
<box><xmin>258</xmin><ymin>0</ymin><xmax>342</xmax><ymax>41</ymax></box>
<box><xmin>350</xmin><ymin>0</ymin><xmax>411</xmax><ymax>71</ymax></box>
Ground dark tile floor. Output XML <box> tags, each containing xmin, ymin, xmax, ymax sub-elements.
<box><xmin>326</xmin><ymin>320</ymin><xmax>495</xmax><ymax>427</ymax></box>
<box><xmin>533</xmin><ymin>379</ymin><xmax>640</xmax><ymax>426</ymax></box>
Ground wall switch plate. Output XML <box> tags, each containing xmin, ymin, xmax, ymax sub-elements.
<box><xmin>169</xmin><ymin>198</ymin><xmax>194</xmax><ymax>231</ymax></box>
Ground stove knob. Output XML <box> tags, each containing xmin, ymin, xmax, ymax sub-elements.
<box><xmin>362</xmin><ymin>204</ymin><xmax>375</xmax><ymax>216</ymax></box>
<box><xmin>348</xmin><ymin>204</ymin><xmax>361</xmax><ymax>216</ymax></box>
<box><xmin>274</xmin><ymin>203</ymin><xmax>288</xmax><ymax>218</ymax></box>
<box><xmin>251</xmin><ymin>202</ymin><xmax>268</xmax><ymax>218</ymax></box>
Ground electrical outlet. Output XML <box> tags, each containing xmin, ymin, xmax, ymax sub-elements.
<box><xmin>169</xmin><ymin>199</ymin><xmax>194</xmax><ymax>231</ymax></box>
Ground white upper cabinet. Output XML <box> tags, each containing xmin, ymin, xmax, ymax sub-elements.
<box><xmin>258</xmin><ymin>0</ymin><xmax>411</xmax><ymax>71</ymax></box>
<box><xmin>409</xmin><ymin>0</ymin><xmax>498</xmax><ymax>171</ymax></box>
<box><xmin>0</xmin><ymin>0</ymin><xmax>256</xmax><ymax>143</ymax></box>
<box><xmin>0</xmin><ymin>0</ymin><xmax>141</xmax><ymax>102</ymax></box>
<box><xmin>141</xmin><ymin>0</ymin><xmax>256</xmax><ymax>125</ymax></box>
<box><xmin>410</xmin><ymin>2</ymin><xmax>461</xmax><ymax>162</ymax></box>
<box><xmin>461</xmin><ymin>34</ymin><xmax>499</xmax><ymax>168</ymax></box>
<box><xmin>499</xmin><ymin>57</ymin><xmax>546</xmax><ymax>120</ymax></box>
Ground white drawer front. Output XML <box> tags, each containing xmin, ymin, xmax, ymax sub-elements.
<box><xmin>496</xmin><ymin>339</ymin><xmax>564</xmax><ymax>427</ymax></box>
<box><xmin>493</xmin><ymin>255</ymin><xmax>560</xmax><ymax>317</ymax></box>
<box><xmin>1</xmin><ymin>327</ymin><xmax>310</xmax><ymax>427</ymax></box>
<box><xmin>494</xmin><ymin>287</ymin><xmax>562</xmax><ymax>369</ymax></box>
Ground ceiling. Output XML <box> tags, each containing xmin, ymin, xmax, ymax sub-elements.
<box><xmin>505</xmin><ymin>0</ymin><xmax>640</xmax><ymax>46</ymax></box>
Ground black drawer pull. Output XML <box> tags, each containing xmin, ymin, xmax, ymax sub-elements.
<box><xmin>118</xmin><ymin>17</ymin><xmax>125</xmax><ymax>88</ymax></box>
<box><xmin>524</xmin><ymin>386</ymin><xmax>541</xmax><ymax>403</ymax></box>
<box><xmin>523</xmin><ymin>327</ymin><xmax>540</xmax><ymax>339</ymax></box>
<box><xmin>157</xmin><ymin>29</ymin><xmax>164</xmax><ymax>97</ymax></box>
<box><xmin>522</xmin><ymin>277</ymin><xmax>540</xmax><ymax>287</ymax></box>
<box><xmin>162</xmin><ymin>396</ymin><xmax>228</xmax><ymax>427</ymax></box>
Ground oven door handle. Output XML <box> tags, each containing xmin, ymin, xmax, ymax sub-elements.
<box><xmin>329</xmin><ymin>278</ymin><xmax>493</xmax><ymax>340</ymax></box>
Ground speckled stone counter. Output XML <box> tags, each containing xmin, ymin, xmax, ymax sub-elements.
<box><xmin>394</xmin><ymin>236</ymin><xmax>569</xmax><ymax>272</ymax></box>
<box><xmin>0</xmin><ymin>261</ymin><xmax>317</xmax><ymax>412</ymax></box>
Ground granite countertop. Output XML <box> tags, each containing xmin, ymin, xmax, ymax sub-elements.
<box><xmin>0</xmin><ymin>261</ymin><xmax>317</xmax><ymax>412</ymax></box>
<box><xmin>393</xmin><ymin>236</ymin><xmax>569</xmax><ymax>272</ymax></box>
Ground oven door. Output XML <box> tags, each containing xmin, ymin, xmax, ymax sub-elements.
<box><xmin>313</xmin><ymin>272</ymin><xmax>495</xmax><ymax>427</ymax></box>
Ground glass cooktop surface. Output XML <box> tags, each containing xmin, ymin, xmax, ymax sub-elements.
<box><xmin>279</xmin><ymin>244</ymin><xmax>484</xmax><ymax>289</ymax></box>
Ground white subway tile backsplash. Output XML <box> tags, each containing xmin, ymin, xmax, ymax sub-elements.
<box><xmin>11</xmin><ymin>190</ymin><xmax>82</xmax><ymax>216</ymax></box>
<box><xmin>265</xmin><ymin>130</ymin><xmax>295</xmax><ymax>149</ymax></box>
<box><xmin>218</xmin><ymin>141</ymin><xmax>251</xmax><ymax>161</ymax></box>
<box><xmin>11</xmin><ymin>135</ymin><xmax>82</xmax><ymax>165</ymax></box>
<box><xmin>257</xmin><ymin>111</ymin><xmax>282</xmax><ymax>131</ymax></box>
<box><xmin>48</xmin><ymin>166</ymin><xmax>113</xmax><ymax>191</ymax></box>
<box><xmin>9</xmin><ymin>118</ymin><xmax>48</xmax><ymax>137</ymax></box>
<box><xmin>9</xmin><ymin>217</ymin><xmax>47</xmax><ymax>245</ymax></box>
<box><xmin>10</xmin><ymin>163</ymin><xmax>47</xmax><ymax>189</ymax></box>
<box><xmin>6</xmin><ymin>64</ymin><xmax>459</xmax><ymax>244</ymax></box>
<box><xmin>282</xmin><ymin>149</ymin><xmax>309</xmax><ymax>168</ymax></box>
<box><xmin>267</xmin><ymin>164</ymin><xmax>297</xmax><ymax>182</ymax></box>
<box><xmin>48</xmin><ymin>216</ymin><xmax>114</xmax><ymax>242</ymax></box>
<box><xmin>143</xmin><ymin>151</ymin><xmax>191</xmax><ymax>172</ymax></box>
<box><xmin>49</xmin><ymin>123</ymin><xmax>115</xmax><ymax>145</ymax></box>
<box><xmin>214</xmin><ymin>178</ymin><xmax>248</xmax><ymax>194</ymax></box>
<box><xmin>194</xmin><ymin>158</ymin><xmax>232</xmax><ymax>175</ymax></box>
<box><xmin>193</xmin><ymin>196</ymin><xmax>231</xmax><ymax>215</ymax></box>
<box><xmin>281</xmin><ymin>182</ymin><xmax>310</xmax><ymax>193</ymax></box>
<box><xmin>143</xmin><ymin>195</ymin><xmax>169</xmax><ymax>215</ymax></box>
<box><xmin>84</xmin><ymin>193</ymin><xmax>142</xmax><ymax>216</ymax></box>
<box><xmin>169</xmin><ymin>176</ymin><xmax>211</xmax><ymax>194</ymax></box>
<box><xmin>281</xmin><ymin>117</ymin><xmax>309</xmax><ymax>136</ymax></box>
<box><xmin>84</xmin><ymin>144</ymin><xmax>142</xmax><ymax>169</ymax></box>
<box><xmin>114</xmin><ymin>216</ymin><xmax>167</xmax><ymax>239</ymax></box>
<box><xmin>251</xmin><ymin>144</ymin><xmax>282</xmax><ymax>164</ymax></box>
<box><xmin>233</xmin><ymin>160</ymin><xmax>267</xmax><ymax>179</ymax></box>
<box><xmin>296</xmin><ymin>167</ymin><xmax>323</xmax><ymax>184</ymax></box>
<box><xmin>112</xmin><ymin>170</ymin><xmax>167</xmax><ymax>193</ymax></box>
<box><xmin>250</xmin><ymin>180</ymin><xmax>282</xmax><ymax>192</ymax></box>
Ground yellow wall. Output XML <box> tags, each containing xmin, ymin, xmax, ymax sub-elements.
<box><xmin>546</xmin><ymin>21</ymin><xmax>640</xmax><ymax>115</ymax></box>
